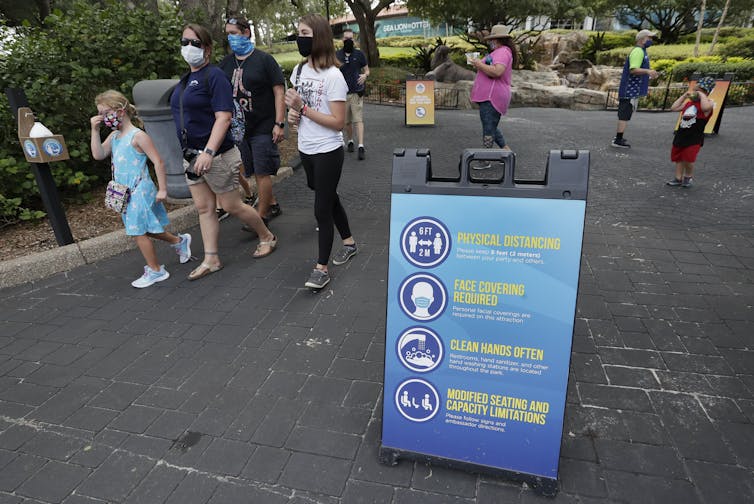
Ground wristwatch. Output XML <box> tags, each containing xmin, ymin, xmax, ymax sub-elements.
<box><xmin>276</xmin><ymin>122</ymin><xmax>285</xmax><ymax>128</ymax></box>
<box><xmin>202</xmin><ymin>147</ymin><xmax>216</xmax><ymax>156</ymax></box>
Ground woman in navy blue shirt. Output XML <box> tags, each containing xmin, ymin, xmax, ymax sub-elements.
<box><xmin>171</xmin><ymin>24</ymin><xmax>277</xmax><ymax>280</ymax></box>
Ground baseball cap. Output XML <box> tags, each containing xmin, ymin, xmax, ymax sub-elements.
<box><xmin>636</xmin><ymin>29</ymin><xmax>656</xmax><ymax>40</ymax></box>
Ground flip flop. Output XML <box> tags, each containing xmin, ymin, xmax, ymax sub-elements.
<box><xmin>187</xmin><ymin>262</ymin><xmax>223</xmax><ymax>280</ymax></box>
<box><xmin>252</xmin><ymin>235</ymin><xmax>277</xmax><ymax>258</ymax></box>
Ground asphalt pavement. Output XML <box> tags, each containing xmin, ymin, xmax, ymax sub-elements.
<box><xmin>0</xmin><ymin>103</ymin><xmax>752</xmax><ymax>503</ymax></box>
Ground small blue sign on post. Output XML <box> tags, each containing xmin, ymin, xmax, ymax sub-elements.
<box><xmin>380</xmin><ymin>148</ymin><xmax>589</xmax><ymax>496</ymax></box>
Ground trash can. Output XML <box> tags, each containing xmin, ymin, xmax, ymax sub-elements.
<box><xmin>133</xmin><ymin>79</ymin><xmax>189</xmax><ymax>199</ymax></box>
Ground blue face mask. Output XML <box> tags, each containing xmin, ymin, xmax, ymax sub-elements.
<box><xmin>414</xmin><ymin>297</ymin><xmax>431</xmax><ymax>309</ymax></box>
<box><xmin>228</xmin><ymin>34</ymin><xmax>254</xmax><ymax>55</ymax></box>
<box><xmin>644</xmin><ymin>39</ymin><xmax>653</xmax><ymax>48</ymax></box>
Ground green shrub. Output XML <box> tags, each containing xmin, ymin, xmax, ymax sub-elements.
<box><xmin>719</xmin><ymin>35</ymin><xmax>754</xmax><ymax>59</ymax></box>
<box><xmin>0</xmin><ymin>0</ymin><xmax>187</xmax><ymax>224</ymax></box>
<box><xmin>671</xmin><ymin>60</ymin><xmax>754</xmax><ymax>81</ymax></box>
<box><xmin>596</xmin><ymin>43</ymin><xmax>723</xmax><ymax>66</ymax></box>
<box><xmin>676</xmin><ymin>27</ymin><xmax>754</xmax><ymax>44</ymax></box>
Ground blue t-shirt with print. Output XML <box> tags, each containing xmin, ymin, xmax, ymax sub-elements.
<box><xmin>170</xmin><ymin>65</ymin><xmax>234</xmax><ymax>152</ymax></box>
<box><xmin>336</xmin><ymin>48</ymin><xmax>368</xmax><ymax>94</ymax></box>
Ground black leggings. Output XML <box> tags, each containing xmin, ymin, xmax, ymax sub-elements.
<box><xmin>300</xmin><ymin>147</ymin><xmax>352</xmax><ymax>265</ymax></box>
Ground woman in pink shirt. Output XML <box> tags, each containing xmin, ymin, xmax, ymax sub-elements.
<box><xmin>470</xmin><ymin>25</ymin><xmax>518</xmax><ymax>150</ymax></box>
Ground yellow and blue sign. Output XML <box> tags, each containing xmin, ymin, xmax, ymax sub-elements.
<box><xmin>382</xmin><ymin>189</ymin><xmax>586</xmax><ymax>487</ymax></box>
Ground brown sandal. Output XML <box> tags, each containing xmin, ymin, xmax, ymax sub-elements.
<box><xmin>188</xmin><ymin>262</ymin><xmax>223</xmax><ymax>280</ymax></box>
<box><xmin>252</xmin><ymin>235</ymin><xmax>277</xmax><ymax>258</ymax></box>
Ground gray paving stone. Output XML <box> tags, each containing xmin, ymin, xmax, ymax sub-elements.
<box><xmin>144</xmin><ymin>410</ymin><xmax>196</xmax><ymax>440</ymax></box>
<box><xmin>411</xmin><ymin>463</ymin><xmax>477</xmax><ymax>498</ymax></box>
<box><xmin>0</xmin><ymin>425</ymin><xmax>37</xmax><ymax>451</ymax></box>
<box><xmin>328</xmin><ymin>358</ymin><xmax>383</xmax><ymax>381</ymax></box>
<box><xmin>557</xmin><ymin>458</ymin><xmax>607</xmax><ymax>498</ymax></box>
<box><xmin>20</xmin><ymin>431</ymin><xmax>83</xmax><ymax>461</ymax></box>
<box><xmin>603</xmin><ymin>470</ymin><xmax>701</xmax><ymax>504</ymax></box>
<box><xmin>225</xmin><ymin>393</ymin><xmax>277</xmax><ymax>442</ymax></box>
<box><xmin>656</xmin><ymin>370</ymin><xmax>715</xmax><ymax>394</ymax></box>
<box><xmin>0</xmin><ymin>382</ymin><xmax>56</xmax><ymax>406</ymax></box>
<box><xmin>108</xmin><ymin>405</ymin><xmax>162</xmax><ymax>434</ymax></box>
<box><xmin>120</xmin><ymin>434</ymin><xmax>172</xmax><ymax>460</ymax></box>
<box><xmin>0</xmin><ymin>453</ymin><xmax>45</xmax><ymax>492</ymax></box>
<box><xmin>240</xmin><ymin>445</ymin><xmax>287</xmax><ymax>484</ymax></box>
<box><xmin>273</xmin><ymin>341</ymin><xmax>337</xmax><ymax>375</ymax></box>
<box><xmin>578</xmin><ymin>383</ymin><xmax>652</xmax><ymax>412</ymax></box>
<box><xmin>596</xmin><ymin>347</ymin><xmax>664</xmax><ymax>369</ymax></box>
<box><xmin>207</xmin><ymin>481</ymin><xmax>289</xmax><ymax>504</ymax></box>
<box><xmin>595</xmin><ymin>439</ymin><xmax>685</xmax><ymax>477</ymax></box>
<box><xmin>285</xmin><ymin>426</ymin><xmax>361</xmax><ymax>459</ymax></box>
<box><xmin>250</xmin><ymin>396</ymin><xmax>303</xmax><ymax>447</ymax></box>
<box><xmin>341</xmin><ymin>480</ymin><xmax>395</xmax><ymax>504</ymax></box>
<box><xmin>717</xmin><ymin>421</ymin><xmax>754</xmax><ymax>467</ymax></box>
<box><xmin>164</xmin><ymin>471</ymin><xmax>218</xmax><ymax>504</ymax></box>
<box><xmin>258</xmin><ymin>370</ymin><xmax>308</xmax><ymax>398</ymax></box>
<box><xmin>300</xmin><ymin>375</ymin><xmax>352</xmax><ymax>405</ymax></box>
<box><xmin>122</xmin><ymin>460</ymin><xmax>185</xmax><ymax>504</ymax></box>
<box><xmin>394</xmin><ymin>488</ymin><xmax>475</xmax><ymax>503</ymax></box>
<box><xmin>570</xmin><ymin>353</ymin><xmax>607</xmax><ymax>384</ymax></box>
<box><xmin>344</xmin><ymin>381</ymin><xmax>383</xmax><ymax>409</ymax></box>
<box><xmin>650</xmin><ymin>391</ymin><xmax>736</xmax><ymax>464</ymax></box>
<box><xmin>686</xmin><ymin>460</ymin><xmax>754</xmax><ymax>504</ymax></box>
<box><xmin>135</xmin><ymin>387</ymin><xmax>191</xmax><ymax>410</ymax></box>
<box><xmin>15</xmin><ymin>460</ymin><xmax>89</xmax><ymax>503</ymax></box>
<box><xmin>77</xmin><ymin>451</ymin><xmax>154</xmax><ymax>502</ymax></box>
<box><xmin>279</xmin><ymin>451</ymin><xmax>352</xmax><ymax>496</ymax></box>
<box><xmin>661</xmin><ymin>353</ymin><xmax>734</xmax><ymax>375</ymax></box>
<box><xmin>69</xmin><ymin>443</ymin><xmax>114</xmax><ymax>468</ymax></box>
<box><xmin>300</xmin><ymin>403</ymin><xmax>371</xmax><ymax>435</ymax></box>
<box><xmin>195</xmin><ymin>437</ymin><xmax>252</xmax><ymax>476</ymax></box>
<box><xmin>88</xmin><ymin>382</ymin><xmax>147</xmax><ymax>411</ymax></box>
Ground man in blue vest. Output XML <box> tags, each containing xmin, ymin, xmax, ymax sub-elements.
<box><xmin>611</xmin><ymin>29</ymin><xmax>659</xmax><ymax>149</ymax></box>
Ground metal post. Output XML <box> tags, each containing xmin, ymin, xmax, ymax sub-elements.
<box><xmin>6</xmin><ymin>88</ymin><xmax>74</xmax><ymax>246</ymax></box>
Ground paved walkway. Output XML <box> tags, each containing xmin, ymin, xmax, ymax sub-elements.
<box><xmin>0</xmin><ymin>104</ymin><xmax>752</xmax><ymax>503</ymax></box>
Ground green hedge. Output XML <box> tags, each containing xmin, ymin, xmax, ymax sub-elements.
<box><xmin>0</xmin><ymin>0</ymin><xmax>187</xmax><ymax>224</ymax></box>
<box><xmin>596</xmin><ymin>43</ymin><xmax>721</xmax><ymax>66</ymax></box>
<box><xmin>671</xmin><ymin>60</ymin><xmax>754</xmax><ymax>81</ymax></box>
<box><xmin>719</xmin><ymin>35</ymin><xmax>754</xmax><ymax>59</ymax></box>
<box><xmin>676</xmin><ymin>27</ymin><xmax>754</xmax><ymax>44</ymax></box>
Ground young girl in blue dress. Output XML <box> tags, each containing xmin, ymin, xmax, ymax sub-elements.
<box><xmin>90</xmin><ymin>90</ymin><xmax>192</xmax><ymax>288</ymax></box>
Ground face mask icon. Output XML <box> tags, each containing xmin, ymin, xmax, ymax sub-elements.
<box><xmin>411</xmin><ymin>282</ymin><xmax>434</xmax><ymax>318</ymax></box>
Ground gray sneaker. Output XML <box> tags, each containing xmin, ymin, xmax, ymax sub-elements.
<box><xmin>305</xmin><ymin>269</ymin><xmax>330</xmax><ymax>289</ymax></box>
<box><xmin>666</xmin><ymin>178</ymin><xmax>682</xmax><ymax>186</ymax></box>
<box><xmin>332</xmin><ymin>244</ymin><xmax>357</xmax><ymax>265</ymax></box>
<box><xmin>681</xmin><ymin>176</ymin><xmax>693</xmax><ymax>188</ymax></box>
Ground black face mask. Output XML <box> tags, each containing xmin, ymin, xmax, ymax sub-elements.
<box><xmin>343</xmin><ymin>39</ymin><xmax>354</xmax><ymax>53</ymax></box>
<box><xmin>297</xmin><ymin>36</ymin><xmax>313</xmax><ymax>57</ymax></box>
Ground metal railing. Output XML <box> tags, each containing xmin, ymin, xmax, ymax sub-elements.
<box><xmin>605</xmin><ymin>81</ymin><xmax>754</xmax><ymax>111</ymax></box>
<box><xmin>363</xmin><ymin>83</ymin><xmax>461</xmax><ymax>109</ymax></box>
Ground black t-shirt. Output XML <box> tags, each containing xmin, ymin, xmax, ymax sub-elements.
<box><xmin>336</xmin><ymin>48</ymin><xmax>368</xmax><ymax>94</ymax></box>
<box><xmin>218</xmin><ymin>49</ymin><xmax>285</xmax><ymax>137</ymax></box>
<box><xmin>169</xmin><ymin>65</ymin><xmax>234</xmax><ymax>152</ymax></box>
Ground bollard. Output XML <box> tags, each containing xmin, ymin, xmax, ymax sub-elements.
<box><xmin>380</xmin><ymin>148</ymin><xmax>590</xmax><ymax>496</ymax></box>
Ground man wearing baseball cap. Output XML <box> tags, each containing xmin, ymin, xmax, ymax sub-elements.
<box><xmin>611</xmin><ymin>29</ymin><xmax>659</xmax><ymax>148</ymax></box>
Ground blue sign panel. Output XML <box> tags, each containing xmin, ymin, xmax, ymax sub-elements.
<box><xmin>382</xmin><ymin>193</ymin><xmax>586</xmax><ymax>479</ymax></box>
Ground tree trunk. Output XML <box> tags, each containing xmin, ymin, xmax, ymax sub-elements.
<box><xmin>693</xmin><ymin>0</ymin><xmax>706</xmax><ymax>57</ymax></box>
<box><xmin>344</xmin><ymin>0</ymin><xmax>392</xmax><ymax>68</ymax></box>
<box><xmin>708</xmin><ymin>0</ymin><xmax>731</xmax><ymax>55</ymax></box>
<box><xmin>35</xmin><ymin>0</ymin><xmax>50</xmax><ymax>20</ymax></box>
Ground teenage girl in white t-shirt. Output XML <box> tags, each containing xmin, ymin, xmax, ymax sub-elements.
<box><xmin>286</xmin><ymin>13</ymin><xmax>358</xmax><ymax>290</ymax></box>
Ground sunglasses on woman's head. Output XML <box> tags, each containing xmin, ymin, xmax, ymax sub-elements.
<box><xmin>180</xmin><ymin>38</ymin><xmax>203</xmax><ymax>48</ymax></box>
<box><xmin>227</xmin><ymin>18</ymin><xmax>249</xmax><ymax>30</ymax></box>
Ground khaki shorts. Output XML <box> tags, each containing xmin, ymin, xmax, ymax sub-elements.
<box><xmin>345</xmin><ymin>93</ymin><xmax>363</xmax><ymax>124</ymax></box>
<box><xmin>183</xmin><ymin>146</ymin><xmax>241</xmax><ymax>194</ymax></box>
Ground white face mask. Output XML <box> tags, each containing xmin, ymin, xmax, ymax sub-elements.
<box><xmin>181</xmin><ymin>45</ymin><xmax>205</xmax><ymax>67</ymax></box>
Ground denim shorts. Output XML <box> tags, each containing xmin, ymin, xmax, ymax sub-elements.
<box><xmin>237</xmin><ymin>134</ymin><xmax>281</xmax><ymax>177</ymax></box>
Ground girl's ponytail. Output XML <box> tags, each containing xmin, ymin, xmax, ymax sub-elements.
<box><xmin>126</xmin><ymin>102</ymin><xmax>144</xmax><ymax>129</ymax></box>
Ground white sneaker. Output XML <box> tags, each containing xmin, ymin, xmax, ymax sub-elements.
<box><xmin>172</xmin><ymin>233</ymin><xmax>192</xmax><ymax>264</ymax></box>
<box><xmin>131</xmin><ymin>265</ymin><xmax>169</xmax><ymax>288</ymax></box>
